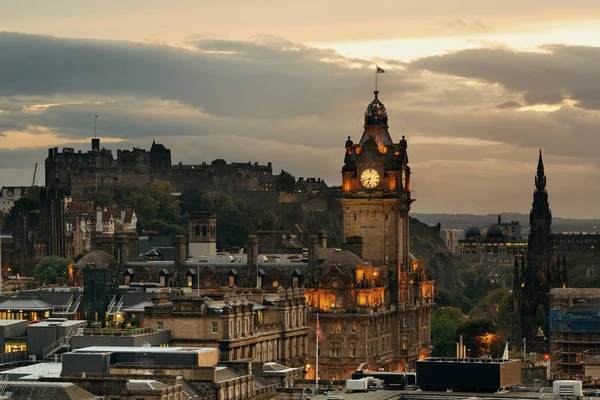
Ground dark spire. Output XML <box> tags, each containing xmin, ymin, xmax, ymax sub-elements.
<box><xmin>536</xmin><ymin>149</ymin><xmax>546</xmax><ymax>191</ymax></box>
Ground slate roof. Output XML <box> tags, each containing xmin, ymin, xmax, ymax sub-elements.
<box><xmin>214</xmin><ymin>366</ymin><xmax>242</xmax><ymax>383</ymax></box>
<box><xmin>127</xmin><ymin>379</ymin><xmax>170</xmax><ymax>391</ymax></box>
<box><xmin>0</xmin><ymin>297</ymin><xmax>52</xmax><ymax>311</ymax></box>
<box><xmin>5</xmin><ymin>381</ymin><xmax>100</xmax><ymax>400</ymax></box>
<box><xmin>122</xmin><ymin>299</ymin><xmax>154</xmax><ymax>313</ymax></box>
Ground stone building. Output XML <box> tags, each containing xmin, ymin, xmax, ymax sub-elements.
<box><xmin>513</xmin><ymin>151</ymin><xmax>568</xmax><ymax>346</ymax></box>
<box><xmin>299</xmin><ymin>90</ymin><xmax>434</xmax><ymax>381</ymax></box>
<box><xmin>144</xmin><ymin>289</ymin><xmax>308</xmax><ymax>368</ymax></box>
<box><xmin>12</xmin><ymin>187</ymin><xmax>66</xmax><ymax>270</ymax></box>
<box><xmin>45</xmin><ymin>138</ymin><xmax>273</xmax><ymax>198</ymax></box>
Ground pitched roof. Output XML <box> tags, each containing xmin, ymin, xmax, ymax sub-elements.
<box><xmin>5</xmin><ymin>381</ymin><xmax>100</xmax><ymax>400</ymax></box>
<box><xmin>215</xmin><ymin>366</ymin><xmax>242</xmax><ymax>383</ymax></box>
<box><xmin>127</xmin><ymin>379</ymin><xmax>170</xmax><ymax>391</ymax></box>
<box><xmin>0</xmin><ymin>297</ymin><xmax>52</xmax><ymax>311</ymax></box>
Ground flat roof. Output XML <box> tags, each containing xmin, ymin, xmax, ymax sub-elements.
<box><xmin>29</xmin><ymin>320</ymin><xmax>86</xmax><ymax>328</ymax></box>
<box><xmin>0</xmin><ymin>362</ymin><xmax>62</xmax><ymax>380</ymax></box>
<box><xmin>73</xmin><ymin>346</ymin><xmax>216</xmax><ymax>354</ymax></box>
<box><xmin>0</xmin><ymin>319</ymin><xmax>27</xmax><ymax>326</ymax></box>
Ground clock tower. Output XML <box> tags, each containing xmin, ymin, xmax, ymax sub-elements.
<box><xmin>341</xmin><ymin>90</ymin><xmax>413</xmax><ymax>298</ymax></box>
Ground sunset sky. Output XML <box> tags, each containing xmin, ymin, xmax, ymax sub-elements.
<box><xmin>1</xmin><ymin>1</ymin><xmax>600</xmax><ymax>218</ymax></box>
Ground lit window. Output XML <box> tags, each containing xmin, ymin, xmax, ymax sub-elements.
<box><xmin>351</xmin><ymin>321</ymin><xmax>357</xmax><ymax>333</ymax></box>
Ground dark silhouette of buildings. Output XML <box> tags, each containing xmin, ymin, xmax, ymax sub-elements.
<box><xmin>513</xmin><ymin>151</ymin><xmax>568</xmax><ymax>345</ymax></box>
<box><xmin>45</xmin><ymin>138</ymin><xmax>274</xmax><ymax>197</ymax></box>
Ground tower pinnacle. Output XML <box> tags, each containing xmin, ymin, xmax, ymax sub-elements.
<box><xmin>536</xmin><ymin>149</ymin><xmax>546</xmax><ymax>191</ymax></box>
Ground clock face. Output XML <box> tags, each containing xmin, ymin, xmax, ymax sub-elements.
<box><xmin>360</xmin><ymin>168</ymin><xmax>380</xmax><ymax>189</ymax></box>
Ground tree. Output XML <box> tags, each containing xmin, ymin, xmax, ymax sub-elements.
<box><xmin>118</xmin><ymin>180</ymin><xmax>184</xmax><ymax>234</ymax></box>
<box><xmin>260</xmin><ymin>210</ymin><xmax>280</xmax><ymax>230</ymax></box>
<box><xmin>89</xmin><ymin>191</ymin><xmax>113</xmax><ymax>208</ymax></box>
<box><xmin>276</xmin><ymin>170</ymin><xmax>296</xmax><ymax>192</ymax></box>
<box><xmin>34</xmin><ymin>256</ymin><xmax>73</xmax><ymax>285</ymax></box>
<box><xmin>457</xmin><ymin>318</ymin><xmax>498</xmax><ymax>357</ymax></box>
<box><xmin>431</xmin><ymin>307</ymin><xmax>465</xmax><ymax>356</ymax></box>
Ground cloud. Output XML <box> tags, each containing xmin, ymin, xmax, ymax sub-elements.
<box><xmin>495</xmin><ymin>100</ymin><xmax>522</xmax><ymax>109</ymax></box>
<box><xmin>411</xmin><ymin>45</ymin><xmax>600</xmax><ymax>110</ymax></box>
<box><xmin>444</xmin><ymin>19</ymin><xmax>489</xmax><ymax>31</ymax></box>
<box><xmin>0</xmin><ymin>32</ymin><xmax>422</xmax><ymax>120</ymax></box>
<box><xmin>1</xmin><ymin>32</ymin><xmax>600</xmax><ymax>218</ymax></box>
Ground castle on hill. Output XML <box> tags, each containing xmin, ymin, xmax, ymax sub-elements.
<box><xmin>45</xmin><ymin>138</ymin><xmax>276</xmax><ymax>197</ymax></box>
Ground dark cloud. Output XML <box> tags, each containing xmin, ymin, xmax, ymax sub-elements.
<box><xmin>0</xmin><ymin>32</ymin><xmax>422</xmax><ymax>119</ymax></box>
<box><xmin>523</xmin><ymin>91</ymin><xmax>563</xmax><ymax>105</ymax></box>
<box><xmin>1</xmin><ymin>33</ymin><xmax>600</xmax><ymax>217</ymax></box>
<box><xmin>411</xmin><ymin>45</ymin><xmax>600</xmax><ymax>109</ymax></box>
<box><xmin>495</xmin><ymin>100</ymin><xmax>522</xmax><ymax>109</ymax></box>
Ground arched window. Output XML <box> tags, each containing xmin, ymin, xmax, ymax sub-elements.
<box><xmin>202</xmin><ymin>225</ymin><xmax>208</xmax><ymax>237</ymax></box>
<box><xmin>194</xmin><ymin>224</ymin><xmax>201</xmax><ymax>236</ymax></box>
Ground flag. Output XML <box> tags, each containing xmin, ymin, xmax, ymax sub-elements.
<box><xmin>316</xmin><ymin>314</ymin><xmax>323</xmax><ymax>342</ymax></box>
<box><xmin>376</xmin><ymin>66</ymin><xmax>385</xmax><ymax>73</ymax></box>
<box><xmin>95</xmin><ymin>115</ymin><xmax>98</xmax><ymax>118</ymax></box>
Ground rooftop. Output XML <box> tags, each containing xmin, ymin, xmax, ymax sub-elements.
<box><xmin>1</xmin><ymin>362</ymin><xmax>62</xmax><ymax>381</ymax></box>
<box><xmin>73</xmin><ymin>346</ymin><xmax>215</xmax><ymax>355</ymax></box>
<box><xmin>29</xmin><ymin>319</ymin><xmax>86</xmax><ymax>328</ymax></box>
<box><xmin>0</xmin><ymin>298</ymin><xmax>53</xmax><ymax>311</ymax></box>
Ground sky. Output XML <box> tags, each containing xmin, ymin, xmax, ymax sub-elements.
<box><xmin>1</xmin><ymin>1</ymin><xmax>600</xmax><ymax>219</ymax></box>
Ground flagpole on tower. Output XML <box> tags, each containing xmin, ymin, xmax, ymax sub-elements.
<box><xmin>375</xmin><ymin>65</ymin><xmax>385</xmax><ymax>93</ymax></box>
<box><xmin>94</xmin><ymin>115</ymin><xmax>98</xmax><ymax>139</ymax></box>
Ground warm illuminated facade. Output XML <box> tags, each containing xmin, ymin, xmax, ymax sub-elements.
<box><xmin>304</xmin><ymin>90</ymin><xmax>434</xmax><ymax>381</ymax></box>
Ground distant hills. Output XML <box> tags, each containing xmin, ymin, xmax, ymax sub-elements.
<box><xmin>412</xmin><ymin>213</ymin><xmax>600</xmax><ymax>234</ymax></box>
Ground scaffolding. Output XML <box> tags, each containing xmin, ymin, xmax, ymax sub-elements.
<box><xmin>550</xmin><ymin>310</ymin><xmax>600</xmax><ymax>381</ymax></box>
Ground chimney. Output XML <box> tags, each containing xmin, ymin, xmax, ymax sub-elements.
<box><xmin>308</xmin><ymin>235</ymin><xmax>320</xmax><ymax>269</ymax></box>
<box><xmin>175</xmin><ymin>235</ymin><xmax>187</xmax><ymax>266</ymax></box>
<box><xmin>317</xmin><ymin>230</ymin><xmax>327</xmax><ymax>248</ymax></box>
<box><xmin>246</xmin><ymin>235</ymin><xmax>259</xmax><ymax>269</ymax></box>
<box><xmin>498</xmin><ymin>214</ymin><xmax>501</xmax><ymax>224</ymax></box>
<box><xmin>343</xmin><ymin>236</ymin><xmax>364</xmax><ymax>259</ymax></box>
<box><xmin>48</xmin><ymin>148</ymin><xmax>54</xmax><ymax>158</ymax></box>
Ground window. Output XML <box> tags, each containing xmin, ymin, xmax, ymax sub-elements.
<box><xmin>351</xmin><ymin>321</ymin><xmax>357</xmax><ymax>333</ymax></box>
<box><xmin>336</xmin><ymin>298</ymin><xmax>344</xmax><ymax>308</ymax></box>
<box><xmin>202</xmin><ymin>224</ymin><xmax>208</xmax><ymax>237</ymax></box>
<box><xmin>187</xmin><ymin>275</ymin><xmax>193</xmax><ymax>287</ymax></box>
<box><xmin>228</xmin><ymin>275</ymin><xmax>235</xmax><ymax>288</ymax></box>
<box><xmin>212</xmin><ymin>322</ymin><xmax>218</xmax><ymax>334</ymax></box>
<box><xmin>330</xmin><ymin>343</ymin><xmax>340</xmax><ymax>357</ymax></box>
<box><xmin>330</xmin><ymin>321</ymin><xmax>341</xmax><ymax>334</ymax></box>
<box><xmin>329</xmin><ymin>295</ymin><xmax>335</xmax><ymax>308</ymax></box>
<box><xmin>157</xmin><ymin>321</ymin><xmax>163</xmax><ymax>330</ymax></box>
<box><xmin>257</xmin><ymin>275</ymin><xmax>263</xmax><ymax>288</ymax></box>
<box><xmin>194</xmin><ymin>224</ymin><xmax>201</xmax><ymax>236</ymax></box>
<box><xmin>293</xmin><ymin>276</ymin><xmax>299</xmax><ymax>288</ymax></box>
<box><xmin>350</xmin><ymin>345</ymin><xmax>356</xmax><ymax>358</ymax></box>
<box><xmin>354</xmin><ymin>214</ymin><xmax>357</xmax><ymax>221</ymax></box>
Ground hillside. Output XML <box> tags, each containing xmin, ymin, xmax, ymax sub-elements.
<box><xmin>409</xmin><ymin>217</ymin><xmax>462</xmax><ymax>290</ymax></box>
<box><xmin>413</xmin><ymin>213</ymin><xmax>600</xmax><ymax>233</ymax></box>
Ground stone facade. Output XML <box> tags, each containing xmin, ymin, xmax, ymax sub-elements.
<box><xmin>45</xmin><ymin>139</ymin><xmax>274</xmax><ymax>197</ymax></box>
<box><xmin>302</xmin><ymin>90</ymin><xmax>434</xmax><ymax>381</ymax></box>
<box><xmin>144</xmin><ymin>289</ymin><xmax>309</xmax><ymax>368</ymax></box>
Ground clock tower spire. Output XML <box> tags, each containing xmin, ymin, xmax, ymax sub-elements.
<box><xmin>341</xmin><ymin>90</ymin><xmax>413</xmax><ymax>279</ymax></box>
